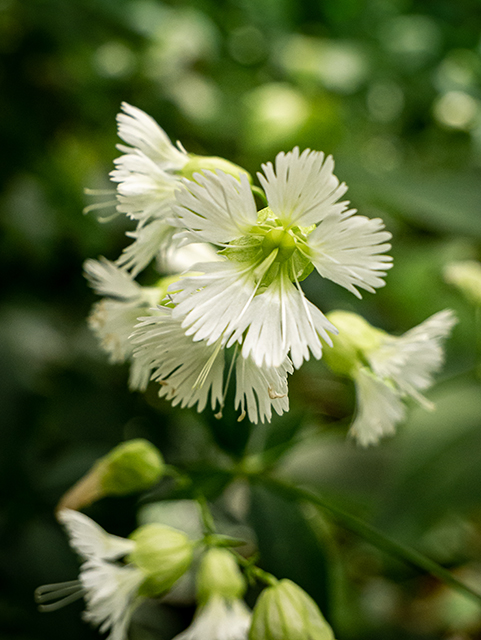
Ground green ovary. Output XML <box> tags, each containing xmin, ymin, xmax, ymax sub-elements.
<box><xmin>262</xmin><ymin>228</ymin><xmax>296</xmax><ymax>262</ymax></box>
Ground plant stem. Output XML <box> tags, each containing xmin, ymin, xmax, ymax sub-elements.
<box><xmin>196</xmin><ymin>494</ymin><xmax>216</xmax><ymax>535</ymax></box>
<box><xmin>257</xmin><ymin>475</ymin><xmax>481</xmax><ymax>606</ymax></box>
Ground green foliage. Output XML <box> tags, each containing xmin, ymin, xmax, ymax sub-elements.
<box><xmin>2</xmin><ymin>0</ymin><xmax>481</xmax><ymax>638</ymax></box>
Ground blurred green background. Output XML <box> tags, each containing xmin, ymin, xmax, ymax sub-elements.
<box><xmin>2</xmin><ymin>0</ymin><xmax>481</xmax><ymax>638</ymax></box>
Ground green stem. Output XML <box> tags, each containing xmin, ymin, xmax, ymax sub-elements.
<box><xmin>196</xmin><ymin>494</ymin><xmax>216</xmax><ymax>535</ymax></box>
<box><xmin>475</xmin><ymin>305</ymin><xmax>481</xmax><ymax>378</ymax></box>
<box><xmin>233</xmin><ymin>551</ymin><xmax>278</xmax><ymax>586</ymax></box>
<box><xmin>257</xmin><ymin>475</ymin><xmax>481</xmax><ymax>606</ymax></box>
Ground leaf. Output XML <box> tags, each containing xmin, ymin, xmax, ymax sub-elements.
<box><xmin>339</xmin><ymin>161</ymin><xmax>481</xmax><ymax>238</ymax></box>
<box><xmin>248</xmin><ymin>482</ymin><xmax>333</xmax><ymax>616</ymax></box>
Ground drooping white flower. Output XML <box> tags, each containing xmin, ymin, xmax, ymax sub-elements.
<box><xmin>35</xmin><ymin>510</ymin><xmax>142</xmax><ymax>640</ymax></box>
<box><xmin>109</xmin><ymin>103</ymin><xmax>250</xmax><ymax>276</ymax></box>
<box><xmin>174</xmin><ymin>548</ymin><xmax>251</xmax><ymax>640</ymax></box>
<box><xmin>36</xmin><ymin>511</ymin><xmax>195</xmax><ymax>640</ymax></box>
<box><xmin>323</xmin><ymin>309</ymin><xmax>457</xmax><ymax>446</ymax></box>
<box><xmin>173</xmin><ymin>594</ymin><xmax>252</xmax><ymax>640</ymax></box>
<box><xmin>84</xmin><ymin>258</ymin><xmax>165</xmax><ymax>390</ymax></box>
<box><xmin>171</xmin><ymin>147</ymin><xmax>392</xmax><ymax>369</ymax></box>
<box><xmin>57</xmin><ymin>508</ymin><xmax>136</xmax><ymax>561</ymax></box>
<box><xmin>131</xmin><ymin>306</ymin><xmax>292</xmax><ymax>423</ymax></box>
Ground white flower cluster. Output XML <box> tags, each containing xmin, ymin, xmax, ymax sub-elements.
<box><xmin>36</xmin><ymin>510</ymin><xmax>334</xmax><ymax>640</ymax></box>
<box><xmin>85</xmin><ymin>103</ymin><xmax>394</xmax><ymax>424</ymax></box>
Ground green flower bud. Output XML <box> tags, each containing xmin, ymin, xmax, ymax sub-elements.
<box><xmin>182</xmin><ymin>155</ymin><xmax>252</xmax><ymax>183</ymax></box>
<box><xmin>55</xmin><ymin>439</ymin><xmax>165</xmax><ymax>515</ymax></box>
<box><xmin>196</xmin><ymin>548</ymin><xmax>246</xmax><ymax>605</ymax></box>
<box><xmin>444</xmin><ymin>260</ymin><xmax>481</xmax><ymax>306</ymax></box>
<box><xmin>129</xmin><ymin>524</ymin><xmax>194</xmax><ymax>597</ymax></box>
<box><xmin>249</xmin><ymin>579</ymin><xmax>335</xmax><ymax>640</ymax></box>
<box><xmin>323</xmin><ymin>311</ymin><xmax>383</xmax><ymax>377</ymax></box>
<box><xmin>100</xmin><ymin>439</ymin><xmax>165</xmax><ymax>496</ymax></box>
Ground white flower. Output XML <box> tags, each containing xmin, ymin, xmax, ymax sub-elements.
<box><xmin>36</xmin><ymin>511</ymin><xmax>195</xmax><ymax>640</ymax></box>
<box><xmin>35</xmin><ymin>510</ymin><xmax>142</xmax><ymax>640</ymax></box>
<box><xmin>108</xmin><ymin>103</ymin><xmax>249</xmax><ymax>276</ymax></box>
<box><xmin>84</xmin><ymin>258</ymin><xmax>165</xmax><ymax>390</ymax></box>
<box><xmin>111</xmin><ymin>103</ymin><xmax>189</xmax><ymax>223</ymax></box>
<box><xmin>173</xmin><ymin>594</ymin><xmax>251</xmax><ymax>640</ymax></box>
<box><xmin>324</xmin><ymin>309</ymin><xmax>457</xmax><ymax>446</ymax></box>
<box><xmin>368</xmin><ymin>309</ymin><xmax>458</xmax><ymax>402</ymax></box>
<box><xmin>171</xmin><ymin>147</ymin><xmax>392</xmax><ymax>369</ymax></box>
<box><xmin>131</xmin><ymin>306</ymin><xmax>292</xmax><ymax>423</ymax></box>
<box><xmin>109</xmin><ymin>102</ymin><xmax>189</xmax><ymax>275</ymax></box>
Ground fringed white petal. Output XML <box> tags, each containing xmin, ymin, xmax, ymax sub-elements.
<box><xmin>308</xmin><ymin>210</ymin><xmax>393</xmax><ymax>298</ymax></box>
<box><xmin>350</xmin><ymin>368</ymin><xmax>406</xmax><ymax>447</ymax></box>
<box><xmin>84</xmin><ymin>258</ymin><xmax>142</xmax><ymax>300</ymax></box>
<box><xmin>173</xmin><ymin>595</ymin><xmax>251</xmax><ymax>640</ymax></box>
<box><xmin>88</xmin><ymin>299</ymin><xmax>142</xmax><ymax>363</ymax></box>
<box><xmin>111</xmin><ymin>153</ymin><xmax>180</xmax><ymax>223</ymax></box>
<box><xmin>57</xmin><ymin>510</ymin><xmax>135</xmax><ymax>561</ymax></box>
<box><xmin>174</xmin><ymin>170</ymin><xmax>258</xmax><ymax>245</ymax></box>
<box><xmin>116</xmin><ymin>220</ymin><xmax>176</xmax><ymax>277</ymax></box>
<box><xmin>80</xmin><ymin>557</ymin><xmax>144</xmax><ymax>640</ymax></box>
<box><xmin>171</xmin><ymin>261</ymin><xmax>258</xmax><ymax>346</ymax></box>
<box><xmin>235</xmin><ymin>355</ymin><xmax>292</xmax><ymax>424</ymax></box>
<box><xmin>116</xmin><ymin>102</ymin><xmax>188</xmax><ymax>170</ymax></box>
<box><xmin>258</xmin><ymin>147</ymin><xmax>349</xmax><ymax>228</ymax></box>
<box><xmin>131</xmin><ymin>308</ymin><xmax>225</xmax><ymax>413</ymax></box>
<box><xmin>230</xmin><ymin>272</ymin><xmax>337</xmax><ymax>369</ymax></box>
<box><xmin>369</xmin><ymin>309</ymin><xmax>457</xmax><ymax>397</ymax></box>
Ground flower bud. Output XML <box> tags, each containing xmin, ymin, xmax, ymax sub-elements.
<box><xmin>249</xmin><ymin>579</ymin><xmax>335</xmax><ymax>640</ymax></box>
<box><xmin>444</xmin><ymin>260</ymin><xmax>481</xmax><ymax>306</ymax></box>
<box><xmin>56</xmin><ymin>439</ymin><xmax>165</xmax><ymax>515</ymax></box>
<box><xmin>129</xmin><ymin>524</ymin><xmax>194</xmax><ymax>597</ymax></box>
<box><xmin>323</xmin><ymin>311</ymin><xmax>383</xmax><ymax>377</ymax></box>
<box><xmin>99</xmin><ymin>438</ymin><xmax>165</xmax><ymax>496</ymax></box>
<box><xmin>196</xmin><ymin>548</ymin><xmax>246</xmax><ymax>605</ymax></box>
<box><xmin>181</xmin><ymin>155</ymin><xmax>252</xmax><ymax>183</ymax></box>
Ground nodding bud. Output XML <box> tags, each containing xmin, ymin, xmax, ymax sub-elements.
<box><xmin>196</xmin><ymin>548</ymin><xmax>246</xmax><ymax>605</ymax></box>
<box><xmin>56</xmin><ymin>439</ymin><xmax>165</xmax><ymax>515</ymax></box>
<box><xmin>249</xmin><ymin>579</ymin><xmax>335</xmax><ymax>640</ymax></box>
<box><xmin>129</xmin><ymin>524</ymin><xmax>194</xmax><ymax>597</ymax></box>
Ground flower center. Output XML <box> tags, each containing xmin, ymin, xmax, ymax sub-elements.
<box><xmin>262</xmin><ymin>228</ymin><xmax>296</xmax><ymax>262</ymax></box>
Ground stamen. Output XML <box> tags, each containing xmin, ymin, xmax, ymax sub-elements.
<box><xmin>35</xmin><ymin>581</ymin><xmax>84</xmax><ymax>612</ymax></box>
<box><xmin>84</xmin><ymin>188</ymin><xmax>117</xmax><ymax>195</ymax></box>
<box><xmin>237</xmin><ymin>410</ymin><xmax>246</xmax><ymax>422</ymax></box>
<box><xmin>82</xmin><ymin>200</ymin><xmax>119</xmax><ymax>216</ymax></box>
<box><xmin>193</xmin><ymin>339</ymin><xmax>223</xmax><ymax>390</ymax></box>
<box><xmin>268</xmin><ymin>385</ymin><xmax>287</xmax><ymax>399</ymax></box>
<box><xmin>221</xmin><ymin>343</ymin><xmax>238</xmax><ymax>403</ymax></box>
<box><xmin>214</xmin><ymin>410</ymin><xmax>223</xmax><ymax>420</ymax></box>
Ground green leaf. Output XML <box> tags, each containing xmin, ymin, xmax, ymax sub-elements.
<box><xmin>339</xmin><ymin>161</ymin><xmax>481</xmax><ymax>238</ymax></box>
<box><xmin>248</xmin><ymin>483</ymin><xmax>333</xmax><ymax>617</ymax></box>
